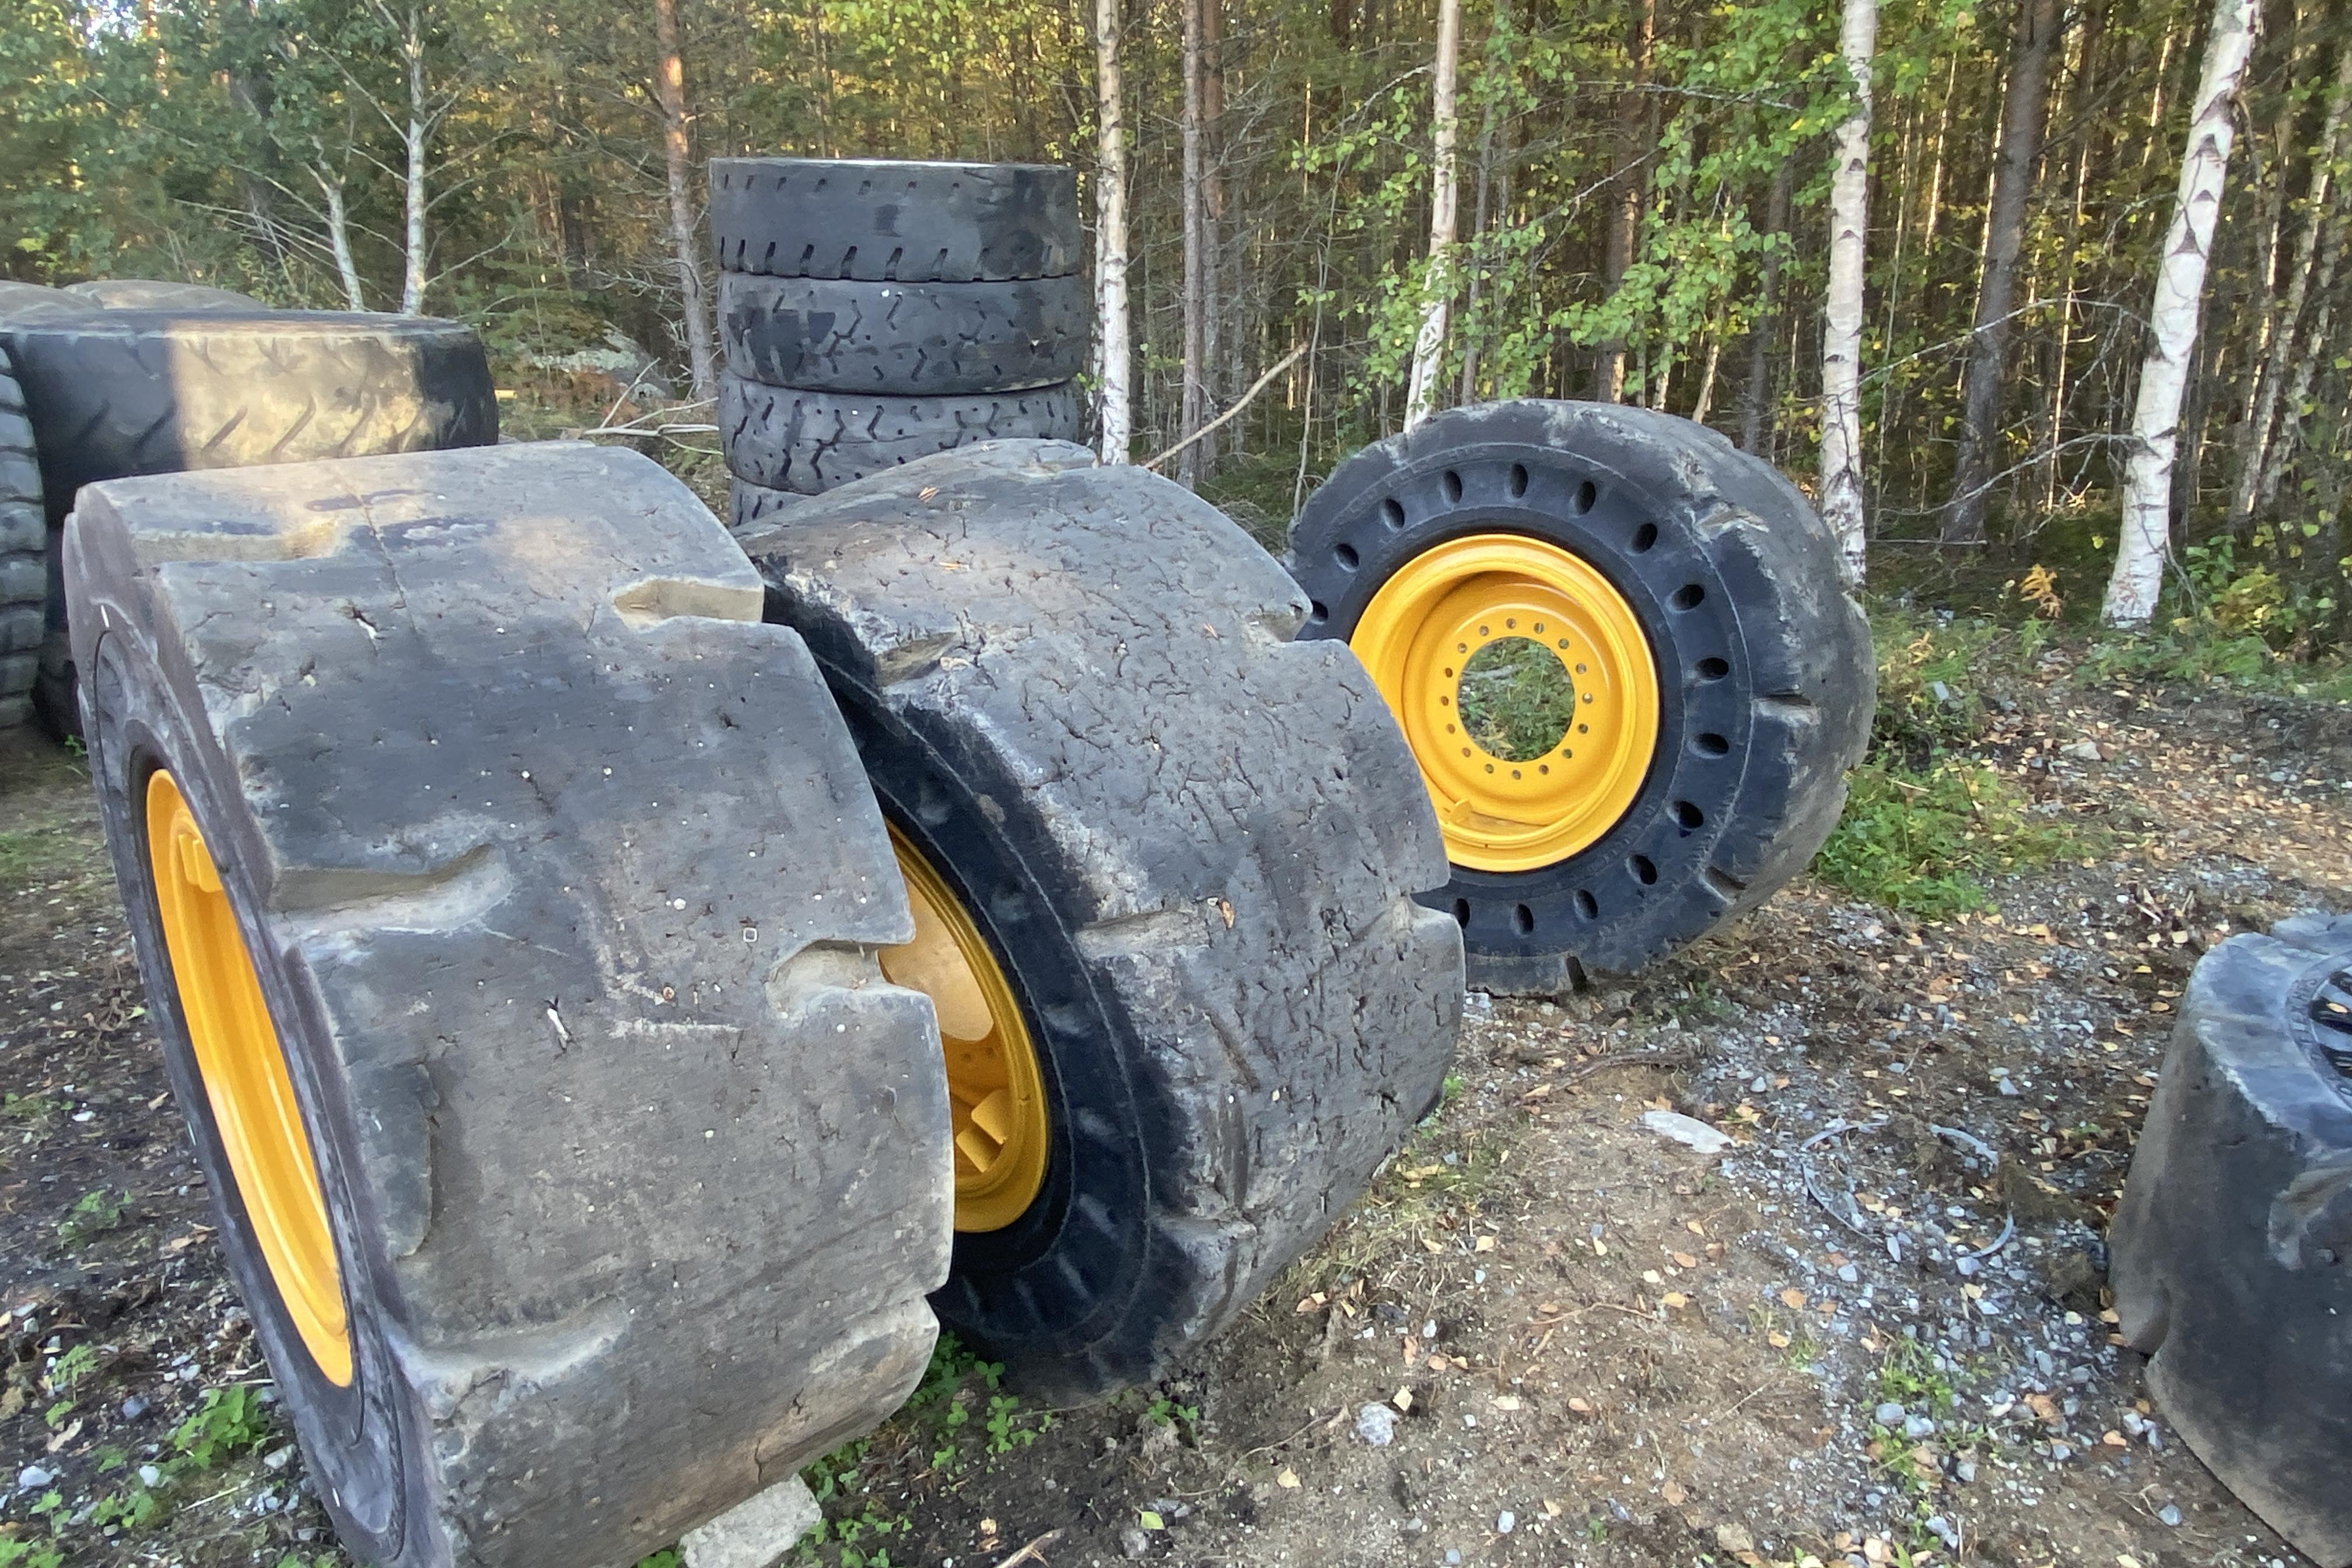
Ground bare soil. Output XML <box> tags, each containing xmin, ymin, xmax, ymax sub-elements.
<box><xmin>4</xmin><ymin>650</ymin><xmax>2348</xmax><ymax>1568</ymax></box>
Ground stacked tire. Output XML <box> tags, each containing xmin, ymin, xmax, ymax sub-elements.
<box><xmin>710</xmin><ymin>158</ymin><xmax>1086</xmax><ymax>524</ymax></box>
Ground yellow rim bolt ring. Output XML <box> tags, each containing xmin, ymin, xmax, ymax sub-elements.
<box><xmin>880</xmin><ymin>824</ymin><xmax>1051</xmax><ymax>1233</ymax></box>
<box><xmin>1349</xmin><ymin>534</ymin><xmax>1663</xmax><ymax>873</ymax></box>
<box><xmin>145</xmin><ymin>770</ymin><xmax>352</xmax><ymax>1385</ymax></box>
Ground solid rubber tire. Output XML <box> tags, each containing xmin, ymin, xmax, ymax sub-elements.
<box><xmin>0</xmin><ymin>346</ymin><xmax>43</xmax><ymax>727</ymax></box>
<box><xmin>1287</xmin><ymin>399</ymin><xmax>1873</xmax><ymax>984</ymax></box>
<box><xmin>719</xmin><ymin>273</ymin><xmax>1087</xmax><ymax>394</ymax></box>
<box><xmin>711</xmin><ymin>158</ymin><xmax>1080</xmax><ymax>282</ymax></box>
<box><xmin>65</xmin><ymin>279</ymin><xmax>266</xmax><ymax>310</ymax></box>
<box><xmin>720</xmin><ymin>374</ymin><xmax>1079</xmax><ymax>495</ymax></box>
<box><xmin>2110</xmin><ymin>915</ymin><xmax>2352</xmax><ymax>1568</ymax></box>
<box><xmin>738</xmin><ymin>440</ymin><xmax>1465</xmax><ymax>1401</ymax></box>
<box><xmin>69</xmin><ymin>443</ymin><xmax>954</xmax><ymax>1568</ymax></box>
<box><xmin>730</xmin><ymin>478</ymin><xmax>803</xmax><ymax>531</ymax></box>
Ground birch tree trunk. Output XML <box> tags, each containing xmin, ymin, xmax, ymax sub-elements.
<box><xmin>1094</xmin><ymin>0</ymin><xmax>1134</xmax><ymax>463</ymax></box>
<box><xmin>1943</xmin><ymin>0</ymin><xmax>2062</xmax><ymax>543</ymax></box>
<box><xmin>1179</xmin><ymin>0</ymin><xmax>1208</xmax><ymax>485</ymax></box>
<box><xmin>1404</xmin><ymin>0</ymin><xmax>1463</xmax><ymax>430</ymax></box>
<box><xmin>313</xmin><ymin>169</ymin><xmax>368</xmax><ymax>311</ymax></box>
<box><xmin>2102</xmin><ymin>0</ymin><xmax>2258</xmax><ymax>626</ymax></box>
<box><xmin>1819</xmin><ymin>0</ymin><xmax>1878</xmax><ymax>584</ymax></box>
<box><xmin>653</xmin><ymin>0</ymin><xmax>718</xmax><ymax>400</ymax></box>
<box><xmin>397</xmin><ymin>4</ymin><xmax>429</xmax><ymax>315</ymax></box>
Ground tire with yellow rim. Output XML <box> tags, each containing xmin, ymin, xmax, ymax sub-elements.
<box><xmin>69</xmin><ymin>443</ymin><xmax>955</xmax><ymax>1567</ymax></box>
<box><xmin>1289</xmin><ymin>400</ymin><xmax>1873</xmax><ymax>989</ymax></box>
<box><xmin>737</xmin><ymin>439</ymin><xmax>1465</xmax><ymax>1401</ymax></box>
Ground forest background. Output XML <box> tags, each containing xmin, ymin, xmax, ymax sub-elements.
<box><xmin>4</xmin><ymin>0</ymin><xmax>2347</xmax><ymax>661</ymax></box>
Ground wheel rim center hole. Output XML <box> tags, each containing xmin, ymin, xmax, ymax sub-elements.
<box><xmin>1453</xmin><ymin>636</ymin><xmax>1577</xmax><ymax>764</ymax></box>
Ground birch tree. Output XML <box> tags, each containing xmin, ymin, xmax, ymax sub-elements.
<box><xmin>2102</xmin><ymin>0</ymin><xmax>2258</xmax><ymax>626</ymax></box>
<box><xmin>1094</xmin><ymin>0</ymin><xmax>1133</xmax><ymax>462</ymax></box>
<box><xmin>1403</xmin><ymin>0</ymin><xmax>1464</xmax><ymax>430</ymax></box>
<box><xmin>651</xmin><ymin>0</ymin><xmax>716</xmax><ymax>400</ymax></box>
<box><xmin>1178</xmin><ymin>0</ymin><xmax>1208</xmax><ymax>485</ymax></box>
<box><xmin>1819</xmin><ymin>0</ymin><xmax>1877</xmax><ymax>583</ymax></box>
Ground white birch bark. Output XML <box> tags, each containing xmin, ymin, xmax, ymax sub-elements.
<box><xmin>398</xmin><ymin>4</ymin><xmax>429</xmax><ymax>315</ymax></box>
<box><xmin>1404</xmin><ymin>0</ymin><xmax>1463</xmax><ymax>430</ymax></box>
<box><xmin>2102</xmin><ymin>0</ymin><xmax>2258</xmax><ymax>626</ymax></box>
<box><xmin>1818</xmin><ymin>0</ymin><xmax>1877</xmax><ymax>584</ymax></box>
<box><xmin>653</xmin><ymin>0</ymin><xmax>718</xmax><ymax>400</ymax></box>
<box><xmin>1094</xmin><ymin>0</ymin><xmax>1133</xmax><ymax>463</ymax></box>
<box><xmin>313</xmin><ymin>168</ymin><xmax>368</xmax><ymax>311</ymax></box>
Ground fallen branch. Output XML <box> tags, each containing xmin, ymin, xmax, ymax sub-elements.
<box><xmin>992</xmin><ymin>1530</ymin><xmax>1062</xmax><ymax>1567</ymax></box>
<box><xmin>1143</xmin><ymin>346</ymin><xmax>1307</xmax><ymax>473</ymax></box>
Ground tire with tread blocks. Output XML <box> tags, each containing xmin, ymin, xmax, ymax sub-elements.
<box><xmin>0</xmin><ymin>346</ymin><xmax>43</xmax><ymax>727</ymax></box>
<box><xmin>1287</xmin><ymin>399</ymin><xmax>1872</xmax><ymax>986</ymax></box>
<box><xmin>720</xmin><ymin>374</ymin><xmax>1079</xmax><ymax>495</ymax></box>
<box><xmin>712</xmin><ymin>158</ymin><xmax>1079</xmax><ymax>282</ymax></box>
<box><xmin>66</xmin><ymin>279</ymin><xmax>265</xmax><ymax>310</ymax></box>
<box><xmin>2110</xmin><ymin>914</ymin><xmax>2352</xmax><ymax>1568</ymax></box>
<box><xmin>731</xmin><ymin>477</ymin><xmax>802</xmax><ymax>531</ymax></box>
<box><xmin>70</xmin><ymin>442</ymin><xmax>953</xmax><ymax>1567</ymax></box>
<box><xmin>737</xmin><ymin>439</ymin><xmax>1465</xmax><ymax>1401</ymax></box>
<box><xmin>719</xmin><ymin>272</ymin><xmax>1086</xmax><ymax>394</ymax></box>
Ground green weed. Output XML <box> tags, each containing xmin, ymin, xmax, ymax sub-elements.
<box><xmin>57</xmin><ymin>1188</ymin><xmax>130</xmax><ymax>1248</ymax></box>
<box><xmin>49</xmin><ymin>1343</ymin><xmax>97</xmax><ymax>1393</ymax></box>
<box><xmin>1143</xmin><ymin>1395</ymin><xmax>1200</xmax><ymax>1446</ymax></box>
<box><xmin>1875</xmin><ymin>1336</ymin><xmax>1957</xmax><ymax>1416</ymax></box>
<box><xmin>0</xmin><ymin>1537</ymin><xmax>65</xmax><ymax>1568</ymax></box>
<box><xmin>1454</xmin><ymin>636</ymin><xmax>1580</xmax><ymax>764</ymax></box>
<box><xmin>1815</xmin><ymin>760</ymin><xmax>2088</xmax><ymax>918</ymax></box>
<box><xmin>172</xmin><ymin>1385</ymin><xmax>273</xmax><ymax>1469</ymax></box>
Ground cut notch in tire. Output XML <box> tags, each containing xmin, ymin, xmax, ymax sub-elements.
<box><xmin>740</xmin><ymin>439</ymin><xmax>1465</xmax><ymax>1400</ymax></box>
<box><xmin>1288</xmin><ymin>399</ymin><xmax>1873</xmax><ymax>986</ymax></box>
<box><xmin>71</xmin><ymin>442</ymin><xmax>953</xmax><ymax>1567</ymax></box>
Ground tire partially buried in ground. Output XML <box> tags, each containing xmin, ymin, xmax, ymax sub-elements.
<box><xmin>70</xmin><ymin>443</ymin><xmax>953</xmax><ymax>1567</ymax></box>
<box><xmin>736</xmin><ymin>439</ymin><xmax>1466</xmax><ymax>1399</ymax></box>
<box><xmin>1</xmin><ymin>282</ymin><xmax>496</xmax><ymax>733</ymax></box>
<box><xmin>2110</xmin><ymin>915</ymin><xmax>2352</xmax><ymax>1568</ymax></box>
<box><xmin>720</xmin><ymin>374</ymin><xmax>1079</xmax><ymax>495</ymax></box>
<box><xmin>1287</xmin><ymin>399</ymin><xmax>1873</xmax><ymax>989</ymax></box>
<box><xmin>719</xmin><ymin>272</ymin><xmax>1087</xmax><ymax>394</ymax></box>
<box><xmin>712</xmin><ymin>158</ymin><xmax>1080</xmax><ymax>282</ymax></box>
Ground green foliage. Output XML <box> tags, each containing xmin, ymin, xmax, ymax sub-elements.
<box><xmin>48</xmin><ymin>1342</ymin><xmax>97</xmax><ymax>1392</ymax></box>
<box><xmin>172</xmin><ymin>1384</ymin><xmax>274</xmax><ymax>1469</ymax></box>
<box><xmin>1816</xmin><ymin>760</ymin><xmax>2084</xmax><ymax>917</ymax></box>
<box><xmin>634</xmin><ymin>1552</ymin><xmax>682</xmax><ymax>1568</ymax></box>
<box><xmin>1876</xmin><ymin>1336</ymin><xmax>1957</xmax><ymax>1417</ymax></box>
<box><xmin>1454</xmin><ymin>637</ymin><xmax>1578</xmax><ymax>762</ymax></box>
<box><xmin>57</xmin><ymin>1186</ymin><xmax>130</xmax><ymax>1248</ymax></box>
<box><xmin>0</xmin><ymin>1537</ymin><xmax>65</xmax><ymax>1568</ymax></box>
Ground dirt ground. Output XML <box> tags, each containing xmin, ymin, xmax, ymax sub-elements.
<box><xmin>4</xmin><ymin>644</ymin><xmax>2349</xmax><ymax>1568</ymax></box>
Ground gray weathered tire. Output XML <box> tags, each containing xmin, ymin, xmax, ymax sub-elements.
<box><xmin>70</xmin><ymin>443</ymin><xmax>953</xmax><ymax>1568</ymax></box>
<box><xmin>2111</xmin><ymin>915</ymin><xmax>2352</xmax><ymax>1568</ymax></box>
<box><xmin>65</xmin><ymin>279</ymin><xmax>265</xmax><ymax>310</ymax></box>
<box><xmin>730</xmin><ymin>477</ymin><xmax>802</xmax><ymax>531</ymax></box>
<box><xmin>0</xmin><ymin>346</ymin><xmax>43</xmax><ymax>727</ymax></box>
<box><xmin>712</xmin><ymin>158</ymin><xmax>1079</xmax><ymax>282</ymax></box>
<box><xmin>720</xmin><ymin>374</ymin><xmax>1079</xmax><ymax>495</ymax></box>
<box><xmin>738</xmin><ymin>440</ymin><xmax>1464</xmax><ymax>1399</ymax></box>
<box><xmin>718</xmin><ymin>272</ymin><xmax>1087</xmax><ymax>394</ymax></box>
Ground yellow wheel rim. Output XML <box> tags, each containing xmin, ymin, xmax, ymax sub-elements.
<box><xmin>1350</xmin><ymin>534</ymin><xmax>1662</xmax><ymax>873</ymax></box>
<box><xmin>880</xmin><ymin>824</ymin><xmax>1049</xmax><ymax>1233</ymax></box>
<box><xmin>145</xmin><ymin>771</ymin><xmax>352</xmax><ymax>1385</ymax></box>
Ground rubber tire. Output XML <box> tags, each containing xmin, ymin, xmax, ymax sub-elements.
<box><xmin>720</xmin><ymin>374</ymin><xmax>1080</xmax><ymax>495</ymax></box>
<box><xmin>0</xmin><ymin>346</ymin><xmax>43</xmax><ymax>728</ymax></box>
<box><xmin>740</xmin><ymin>439</ymin><xmax>1465</xmax><ymax>1401</ymax></box>
<box><xmin>1287</xmin><ymin>400</ymin><xmax>1873</xmax><ymax>986</ymax></box>
<box><xmin>65</xmin><ymin>279</ymin><xmax>265</xmax><ymax>310</ymax></box>
<box><xmin>719</xmin><ymin>273</ymin><xmax>1087</xmax><ymax>395</ymax></box>
<box><xmin>69</xmin><ymin>443</ymin><xmax>954</xmax><ymax>1568</ymax></box>
<box><xmin>2110</xmin><ymin>915</ymin><xmax>2352</xmax><ymax>1568</ymax></box>
<box><xmin>712</xmin><ymin>158</ymin><xmax>1080</xmax><ymax>282</ymax></box>
<box><xmin>730</xmin><ymin>478</ymin><xmax>803</xmax><ymax>531</ymax></box>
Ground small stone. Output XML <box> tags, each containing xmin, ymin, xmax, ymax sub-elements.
<box><xmin>1838</xmin><ymin>1264</ymin><xmax>1860</xmax><ymax>1285</ymax></box>
<box><xmin>1120</xmin><ymin>1528</ymin><xmax>1151</xmax><ymax>1559</ymax></box>
<box><xmin>1925</xmin><ymin>1516</ymin><xmax>1957</xmax><ymax>1548</ymax></box>
<box><xmin>682</xmin><ymin>1476</ymin><xmax>822</xmax><ymax>1568</ymax></box>
<box><xmin>263</xmin><ymin>1445</ymin><xmax>294</xmax><ymax>1471</ymax></box>
<box><xmin>1714</xmin><ymin>1523</ymin><xmax>1757</xmax><ymax>1555</ymax></box>
<box><xmin>1403</xmin><ymin>1517</ymin><xmax>1426</xmax><ymax>1536</ymax></box>
<box><xmin>1445</xmin><ymin>1552</ymin><xmax>1463</xmax><ymax>1566</ymax></box>
<box><xmin>2049</xmin><ymin>1444</ymin><xmax>2072</xmax><ymax>1462</ymax></box>
<box><xmin>119</xmin><ymin>1396</ymin><xmax>148</xmax><ymax>1420</ymax></box>
<box><xmin>1903</xmin><ymin>1415</ymin><xmax>1937</xmax><ymax>1440</ymax></box>
<box><xmin>1874</xmin><ymin>1402</ymin><xmax>1906</xmax><ymax>1427</ymax></box>
<box><xmin>1641</xmin><ymin>1110</ymin><xmax>1731</xmax><ymax>1154</ymax></box>
<box><xmin>2158</xmin><ymin>1505</ymin><xmax>2183</xmax><ymax>1527</ymax></box>
<box><xmin>137</xmin><ymin>1465</ymin><xmax>162</xmax><ymax>1488</ymax></box>
<box><xmin>17</xmin><ymin>1465</ymin><xmax>52</xmax><ymax>1491</ymax></box>
<box><xmin>1354</xmin><ymin>1403</ymin><xmax>1398</xmax><ymax>1447</ymax></box>
<box><xmin>2064</xmin><ymin>738</ymin><xmax>2102</xmax><ymax>762</ymax></box>
<box><xmin>1497</xmin><ymin>1511</ymin><xmax>1516</xmax><ymax>1534</ymax></box>
<box><xmin>1955</xmin><ymin>1460</ymin><xmax>1977</xmax><ymax>1483</ymax></box>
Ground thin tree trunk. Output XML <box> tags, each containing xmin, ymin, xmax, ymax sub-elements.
<box><xmin>2258</xmin><ymin>202</ymin><xmax>2344</xmax><ymax>512</ymax></box>
<box><xmin>398</xmin><ymin>4</ymin><xmax>429</xmax><ymax>315</ymax></box>
<box><xmin>1689</xmin><ymin>335</ymin><xmax>1722</xmax><ymax>426</ymax></box>
<box><xmin>653</xmin><ymin>0</ymin><xmax>717</xmax><ymax>400</ymax></box>
<box><xmin>1405</xmin><ymin>0</ymin><xmax>1464</xmax><ymax>429</ymax></box>
<box><xmin>1739</xmin><ymin>157</ymin><xmax>1795</xmax><ymax>453</ymax></box>
<box><xmin>313</xmin><ymin>168</ymin><xmax>368</xmax><ymax>311</ymax></box>
<box><xmin>2104</xmin><ymin>0</ymin><xmax>2258</xmax><ymax>626</ymax></box>
<box><xmin>1180</xmin><ymin>0</ymin><xmax>1208</xmax><ymax>484</ymax></box>
<box><xmin>1820</xmin><ymin>0</ymin><xmax>1878</xmax><ymax>583</ymax></box>
<box><xmin>1094</xmin><ymin>0</ymin><xmax>1133</xmax><ymax>462</ymax></box>
<box><xmin>1595</xmin><ymin>0</ymin><xmax>1656</xmax><ymax>401</ymax></box>
<box><xmin>1199</xmin><ymin>0</ymin><xmax>1224</xmax><ymax>475</ymax></box>
<box><xmin>1458</xmin><ymin>0</ymin><xmax>1510</xmax><ymax>404</ymax></box>
<box><xmin>1945</xmin><ymin>0</ymin><xmax>2062</xmax><ymax>542</ymax></box>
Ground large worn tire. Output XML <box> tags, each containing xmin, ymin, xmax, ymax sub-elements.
<box><xmin>712</xmin><ymin>158</ymin><xmax>1080</xmax><ymax>283</ymax></box>
<box><xmin>65</xmin><ymin>279</ymin><xmax>265</xmax><ymax>310</ymax></box>
<box><xmin>0</xmin><ymin>346</ymin><xmax>43</xmax><ymax>727</ymax></box>
<box><xmin>738</xmin><ymin>440</ymin><xmax>1464</xmax><ymax>1400</ymax></box>
<box><xmin>2110</xmin><ymin>915</ymin><xmax>2352</xmax><ymax>1568</ymax></box>
<box><xmin>719</xmin><ymin>273</ymin><xmax>1087</xmax><ymax>395</ymax></box>
<box><xmin>69</xmin><ymin>443</ymin><xmax>953</xmax><ymax>1568</ymax></box>
<box><xmin>730</xmin><ymin>478</ymin><xmax>802</xmax><ymax>532</ymax></box>
<box><xmin>1287</xmin><ymin>400</ymin><xmax>1873</xmax><ymax>989</ymax></box>
<box><xmin>720</xmin><ymin>374</ymin><xmax>1079</xmax><ymax>496</ymax></box>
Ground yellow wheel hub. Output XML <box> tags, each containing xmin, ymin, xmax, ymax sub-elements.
<box><xmin>145</xmin><ymin>771</ymin><xmax>352</xmax><ymax>1385</ymax></box>
<box><xmin>880</xmin><ymin>824</ymin><xmax>1049</xmax><ymax>1233</ymax></box>
<box><xmin>1350</xmin><ymin>534</ymin><xmax>1662</xmax><ymax>873</ymax></box>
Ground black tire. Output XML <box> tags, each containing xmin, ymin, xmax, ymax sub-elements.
<box><xmin>65</xmin><ymin>279</ymin><xmax>265</xmax><ymax>310</ymax></box>
<box><xmin>2</xmin><ymin>305</ymin><xmax>496</xmax><ymax>738</ymax></box>
<box><xmin>719</xmin><ymin>272</ymin><xmax>1088</xmax><ymax>395</ymax></box>
<box><xmin>712</xmin><ymin>158</ymin><xmax>1080</xmax><ymax>282</ymax></box>
<box><xmin>0</xmin><ymin>347</ymin><xmax>43</xmax><ymax>728</ymax></box>
<box><xmin>720</xmin><ymin>374</ymin><xmax>1080</xmax><ymax>495</ymax></box>
<box><xmin>730</xmin><ymin>477</ymin><xmax>803</xmax><ymax>531</ymax></box>
<box><xmin>1287</xmin><ymin>400</ymin><xmax>1873</xmax><ymax>987</ymax></box>
<box><xmin>742</xmin><ymin>440</ymin><xmax>1464</xmax><ymax>1401</ymax></box>
<box><xmin>2110</xmin><ymin>915</ymin><xmax>2352</xmax><ymax>1568</ymax></box>
<box><xmin>69</xmin><ymin>443</ymin><xmax>954</xmax><ymax>1567</ymax></box>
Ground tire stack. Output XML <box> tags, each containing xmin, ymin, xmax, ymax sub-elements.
<box><xmin>710</xmin><ymin>158</ymin><xmax>1087</xmax><ymax>526</ymax></box>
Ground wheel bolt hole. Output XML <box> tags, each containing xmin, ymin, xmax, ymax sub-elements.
<box><xmin>1672</xmin><ymin>800</ymin><xmax>1704</xmax><ymax>832</ymax></box>
<box><xmin>1696</xmin><ymin>656</ymin><xmax>1730</xmax><ymax>681</ymax></box>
